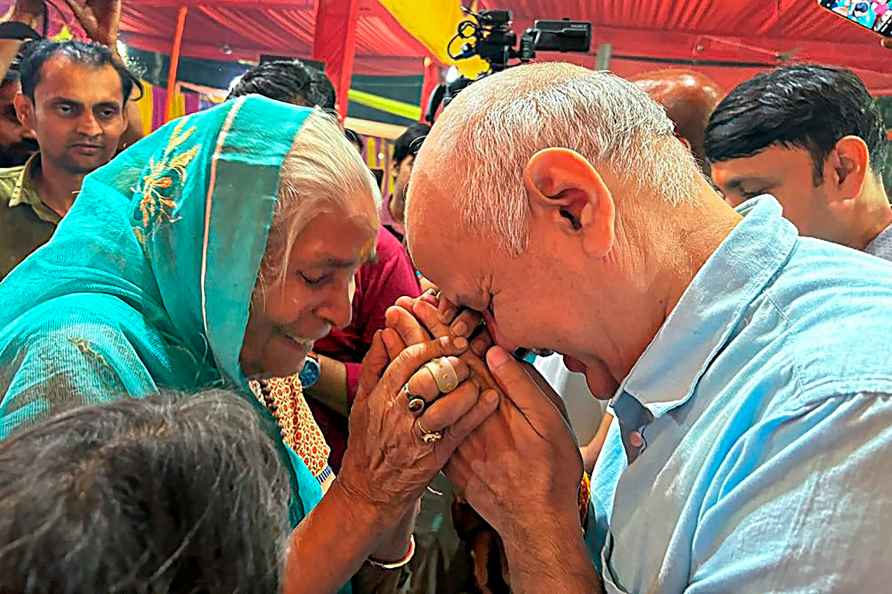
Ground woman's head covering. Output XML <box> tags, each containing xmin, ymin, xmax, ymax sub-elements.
<box><xmin>0</xmin><ymin>96</ymin><xmax>337</xmax><ymax>526</ymax></box>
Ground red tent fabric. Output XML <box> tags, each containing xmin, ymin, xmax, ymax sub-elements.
<box><xmin>479</xmin><ymin>0</ymin><xmax>892</xmax><ymax>95</ymax></box>
<box><xmin>116</xmin><ymin>0</ymin><xmax>429</xmax><ymax>77</ymax></box>
<box><xmin>3</xmin><ymin>1</ymin><xmax>891</xmax><ymax>94</ymax></box>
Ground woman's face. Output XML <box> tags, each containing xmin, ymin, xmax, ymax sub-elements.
<box><xmin>240</xmin><ymin>206</ymin><xmax>377</xmax><ymax>379</ymax></box>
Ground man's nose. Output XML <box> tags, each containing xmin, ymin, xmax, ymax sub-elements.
<box><xmin>76</xmin><ymin>112</ymin><xmax>102</xmax><ymax>136</ymax></box>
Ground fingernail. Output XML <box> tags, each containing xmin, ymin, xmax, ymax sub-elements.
<box><xmin>452</xmin><ymin>321</ymin><xmax>468</xmax><ymax>336</ymax></box>
<box><xmin>452</xmin><ymin>336</ymin><xmax>469</xmax><ymax>350</ymax></box>
<box><xmin>487</xmin><ymin>346</ymin><xmax>510</xmax><ymax>369</ymax></box>
<box><xmin>483</xmin><ymin>390</ymin><xmax>499</xmax><ymax>405</ymax></box>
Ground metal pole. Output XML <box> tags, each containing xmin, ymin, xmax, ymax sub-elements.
<box><xmin>595</xmin><ymin>42</ymin><xmax>613</xmax><ymax>71</ymax></box>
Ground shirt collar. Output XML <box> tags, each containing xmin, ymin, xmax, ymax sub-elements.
<box><xmin>7</xmin><ymin>153</ymin><xmax>59</xmax><ymax>224</ymax></box>
<box><xmin>865</xmin><ymin>220</ymin><xmax>892</xmax><ymax>260</ymax></box>
<box><xmin>612</xmin><ymin>195</ymin><xmax>798</xmax><ymax>420</ymax></box>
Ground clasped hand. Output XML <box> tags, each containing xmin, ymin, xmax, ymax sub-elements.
<box><xmin>367</xmin><ymin>291</ymin><xmax>585</xmax><ymax>542</ymax></box>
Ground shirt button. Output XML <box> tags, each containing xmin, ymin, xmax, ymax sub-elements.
<box><xmin>629</xmin><ymin>431</ymin><xmax>644</xmax><ymax>448</ymax></box>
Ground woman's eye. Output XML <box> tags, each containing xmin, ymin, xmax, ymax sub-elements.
<box><xmin>300</xmin><ymin>272</ymin><xmax>329</xmax><ymax>287</ymax></box>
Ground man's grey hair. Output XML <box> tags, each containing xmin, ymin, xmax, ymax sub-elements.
<box><xmin>411</xmin><ymin>62</ymin><xmax>701</xmax><ymax>254</ymax></box>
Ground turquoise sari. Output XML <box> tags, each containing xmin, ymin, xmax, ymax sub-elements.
<box><xmin>0</xmin><ymin>96</ymin><xmax>331</xmax><ymax>545</ymax></box>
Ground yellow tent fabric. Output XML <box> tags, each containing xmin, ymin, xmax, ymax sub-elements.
<box><xmin>136</xmin><ymin>82</ymin><xmax>154</xmax><ymax>137</ymax></box>
<box><xmin>166</xmin><ymin>87</ymin><xmax>186</xmax><ymax>121</ymax></box>
<box><xmin>378</xmin><ymin>0</ymin><xmax>489</xmax><ymax>78</ymax></box>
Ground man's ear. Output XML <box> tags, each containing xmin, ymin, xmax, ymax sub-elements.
<box><xmin>523</xmin><ymin>147</ymin><xmax>615</xmax><ymax>258</ymax></box>
<box><xmin>827</xmin><ymin>136</ymin><xmax>870</xmax><ymax>202</ymax></box>
<box><xmin>13</xmin><ymin>93</ymin><xmax>34</xmax><ymax>131</ymax></box>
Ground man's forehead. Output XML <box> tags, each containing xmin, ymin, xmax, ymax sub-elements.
<box><xmin>37</xmin><ymin>60</ymin><xmax>122</xmax><ymax>100</ymax></box>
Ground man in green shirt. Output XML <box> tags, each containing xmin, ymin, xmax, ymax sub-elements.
<box><xmin>0</xmin><ymin>39</ymin><xmax>132</xmax><ymax>279</ymax></box>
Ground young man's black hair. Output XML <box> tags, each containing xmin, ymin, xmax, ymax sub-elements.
<box><xmin>705</xmin><ymin>64</ymin><xmax>888</xmax><ymax>184</ymax></box>
<box><xmin>19</xmin><ymin>39</ymin><xmax>140</xmax><ymax>103</ymax></box>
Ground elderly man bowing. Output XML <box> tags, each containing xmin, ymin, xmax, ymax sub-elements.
<box><xmin>402</xmin><ymin>62</ymin><xmax>892</xmax><ymax>593</ymax></box>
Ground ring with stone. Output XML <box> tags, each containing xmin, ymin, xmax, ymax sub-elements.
<box><xmin>417</xmin><ymin>418</ymin><xmax>443</xmax><ymax>444</ymax></box>
<box><xmin>404</xmin><ymin>383</ymin><xmax>426</xmax><ymax>414</ymax></box>
<box><xmin>423</xmin><ymin>357</ymin><xmax>460</xmax><ymax>394</ymax></box>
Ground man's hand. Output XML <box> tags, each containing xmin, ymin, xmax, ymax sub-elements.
<box><xmin>63</xmin><ymin>0</ymin><xmax>120</xmax><ymax>48</ymax></box>
<box><xmin>445</xmin><ymin>346</ymin><xmax>583</xmax><ymax>537</ymax></box>
<box><xmin>7</xmin><ymin>0</ymin><xmax>46</xmax><ymax>30</ymax></box>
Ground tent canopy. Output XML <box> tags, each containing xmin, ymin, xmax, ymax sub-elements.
<box><xmin>118</xmin><ymin>0</ymin><xmax>429</xmax><ymax>76</ymax></box>
<box><xmin>110</xmin><ymin>0</ymin><xmax>892</xmax><ymax>94</ymax></box>
<box><xmin>0</xmin><ymin>1</ymin><xmax>889</xmax><ymax>94</ymax></box>
<box><xmin>478</xmin><ymin>0</ymin><xmax>892</xmax><ymax>94</ymax></box>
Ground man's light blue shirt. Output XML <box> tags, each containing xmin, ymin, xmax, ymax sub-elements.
<box><xmin>587</xmin><ymin>196</ymin><xmax>892</xmax><ymax>593</ymax></box>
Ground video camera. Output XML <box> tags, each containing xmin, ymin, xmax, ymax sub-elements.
<box><xmin>425</xmin><ymin>8</ymin><xmax>592</xmax><ymax>122</ymax></box>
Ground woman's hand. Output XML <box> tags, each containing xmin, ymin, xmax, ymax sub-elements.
<box><xmin>337</xmin><ymin>332</ymin><xmax>499</xmax><ymax>529</ymax></box>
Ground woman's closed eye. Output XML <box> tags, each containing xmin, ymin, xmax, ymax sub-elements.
<box><xmin>300</xmin><ymin>271</ymin><xmax>332</xmax><ymax>287</ymax></box>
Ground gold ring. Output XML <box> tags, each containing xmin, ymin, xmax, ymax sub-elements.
<box><xmin>423</xmin><ymin>357</ymin><xmax>459</xmax><ymax>393</ymax></box>
<box><xmin>417</xmin><ymin>419</ymin><xmax>443</xmax><ymax>444</ymax></box>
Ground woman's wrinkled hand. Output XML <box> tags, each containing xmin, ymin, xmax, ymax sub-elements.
<box><xmin>336</xmin><ymin>332</ymin><xmax>499</xmax><ymax>525</ymax></box>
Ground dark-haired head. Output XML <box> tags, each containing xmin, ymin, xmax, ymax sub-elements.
<box><xmin>705</xmin><ymin>64</ymin><xmax>890</xmax><ymax>247</ymax></box>
<box><xmin>345</xmin><ymin>127</ymin><xmax>364</xmax><ymax>155</ymax></box>
<box><xmin>393</xmin><ymin>122</ymin><xmax>431</xmax><ymax>167</ymax></box>
<box><xmin>390</xmin><ymin>122</ymin><xmax>431</xmax><ymax>225</ymax></box>
<box><xmin>228</xmin><ymin>60</ymin><xmax>336</xmax><ymax>111</ymax></box>
<box><xmin>20</xmin><ymin>40</ymin><xmax>138</xmax><ymax>103</ymax></box>
<box><xmin>0</xmin><ymin>390</ymin><xmax>290</xmax><ymax>594</ymax></box>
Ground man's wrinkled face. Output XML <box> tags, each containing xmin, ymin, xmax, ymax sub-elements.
<box><xmin>710</xmin><ymin>145</ymin><xmax>834</xmax><ymax>238</ymax></box>
<box><xmin>0</xmin><ymin>80</ymin><xmax>37</xmax><ymax>167</ymax></box>
<box><xmin>407</xmin><ymin>170</ymin><xmax>623</xmax><ymax>400</ymax></box>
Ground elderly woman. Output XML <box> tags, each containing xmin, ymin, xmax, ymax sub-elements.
<box><xmin>0</xmin><ymin>96</ymin><xmax>497</xmax><ymax>593</ymax></box>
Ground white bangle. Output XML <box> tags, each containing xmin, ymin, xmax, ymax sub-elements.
<box><xmin>367</xmin><ymin>535</ymin><xmax>415</xmax><ymax>570</ymax></box>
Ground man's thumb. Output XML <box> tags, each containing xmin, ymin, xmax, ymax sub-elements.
<box><xmin>486</xmin><ymin>346</ymin><xmax>540</xmax><ymax>412</ymax></box>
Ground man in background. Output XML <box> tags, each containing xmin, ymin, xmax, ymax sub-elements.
<box><xmin>631</xmin><ymin>68</ymin><xmax>723</xmax><ymax>176</ymax></box>
<box><xmin>0</xmin><ymin>40</ymin><xmax>131</xmax><ymax>279</ymax></box>
<box><xmin>0</xmin><ymin>1</ymin><xmax>41</xmax><ymax>167</ymax></box>
<box><xmin>0</xmin><ymin>58</ymin><xmax>36</xmax><ymax>167</ymax></box>
<box><xmin>705</xmin><ymin>64</ymin><xmax>892</xmax><ymax>259</ymax></box>
<box><xmin>388</xmin><ymin>122</ymin><xmax>430</xmax><ymax>242</ymax></box>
